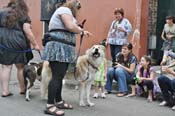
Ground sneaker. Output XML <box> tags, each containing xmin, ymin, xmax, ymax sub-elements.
<box><xmin>101</xmin><ymin>93</ymin><xmax>106</xmax><ymax>99</ymax></box>
<box><xmin>172</xmin><ymin>105</ymin><xmax>175</xmax><ymax>111</ymax></box>
<box><xmin>159</xmin><ymin>101</ymin><xmax>167</xmax><ymax>106</ymax></box>
<box><xmin>93</xmin><ymin>93</ymin><xmax>98</xmax><ymax>98</ymax></box>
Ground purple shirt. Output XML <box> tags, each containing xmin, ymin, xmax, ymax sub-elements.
<box><xmin>138</xmin><ymin>65</ymin><xmax>154</xmax><ymax>78</ymax></box>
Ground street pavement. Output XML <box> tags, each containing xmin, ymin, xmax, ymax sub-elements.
<box><xmin>0</xmin><ymin>51</ymin><xmax>174</xmax><ymax>116</ymax></box>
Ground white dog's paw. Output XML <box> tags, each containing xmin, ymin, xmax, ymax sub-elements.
<box><xmin>79</xmin><ymin>102</ymin><xmax>86</xmax><ymax>107</ymax></box>
<box><xmin>75</xmin><ymin>85</ymin><xmax>79</xmax><ymax>90</ymax></box>
<box><xmin>25</xmin><ymin>97</ymin><xmax>30</xmax><ymax>101</ymax></box>
<box><xmin>87</xmin><ymin>102</ymin><xmax>95</xmax><ymax>107</ymax></box>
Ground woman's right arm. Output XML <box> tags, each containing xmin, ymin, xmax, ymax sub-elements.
<box><xmin>23</xmin><ymin>23</ymin><xmax>40</xmax><ymax>50</ymax></box>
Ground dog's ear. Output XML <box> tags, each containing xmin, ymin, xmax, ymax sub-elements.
<box><xmin>99</xmin><ymin>45</ymin><xmax>106</xmax><ymax>52</ymax></box>
<box><xmin>85</xmin><ymin>48</ymin><xmax>90</xmax><ymax>55</ymax></box>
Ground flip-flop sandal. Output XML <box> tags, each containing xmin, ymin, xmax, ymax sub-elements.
<box><xmin>44</xmin><ymin>105</ymin><xmax>64</xmax><ymax>116</ymax></box>
<box><xmin>56</xmin><ymin>100</ymin><xmax>73</xmax><ymax>110</ymax></box>
<box><xmin>125</xmin><ymin>94</ymin><xmax>136</xmax><ymax>97</ymax></box>
<box><xmin>1</xmin><ymin>93</ymin><xmax>13</xmax><ymax>97</ymax></box>
<box><xmin>117</xmin><ymin>93</ymin><xmax>127</xmax><ymax>97</ymax></box>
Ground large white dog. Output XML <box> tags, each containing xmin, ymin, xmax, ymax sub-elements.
<box><xmin>75</xmin><ymin>45</ymin><xmax>106</xmax><ymax>106</ymax></box>
<box><xmin>40</xmin><ymin>45</ymin><xmax>106</xmax><ymax>107</ymax></box>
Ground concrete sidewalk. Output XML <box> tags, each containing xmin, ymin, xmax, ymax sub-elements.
<box><xmin>0</xmin><ymin>51</ymin><xmax>174</xmax><ymax>116</ymax></box>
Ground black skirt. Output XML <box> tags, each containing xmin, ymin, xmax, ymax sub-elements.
<box><xmin>0</xmin><ymin>27</ymin><xmax>29</xmax><ymax>65</ymax></box>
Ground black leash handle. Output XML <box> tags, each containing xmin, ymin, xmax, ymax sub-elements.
<box><xmin>74</xmin><ymin>19</ymin><xmax>87</xmax><ymax>81</ymax></box>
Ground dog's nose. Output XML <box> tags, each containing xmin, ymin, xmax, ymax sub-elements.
<box><xmin>95</xmin><ymin>48</ymin><xmax>98</xmax><ymax>52</ymax></box>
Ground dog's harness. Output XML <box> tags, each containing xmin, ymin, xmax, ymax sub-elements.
<box><xmin>80</xmin><ymin>60</ymin><xmax>98</xmax><ymax>82</ymax></box>
<box><xmin>87</xmin><ymin>60</ymin><xmax>99</xmax><ymax>71</ymax></box>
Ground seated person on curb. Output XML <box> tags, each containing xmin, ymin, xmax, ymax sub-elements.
<box><xmin>158</xmin><ymin>65</ymin><xmax>175</xmax><ymax>111</ymax></box>
<box><xmin>126</xmin><ymin>55</ymin><xmax>155</xmax><ymax>102</ymax></box>
<box><xmin>105</xmin><ymin>43</ymin><xmax>137</xmax><ymax>97</ymax></box>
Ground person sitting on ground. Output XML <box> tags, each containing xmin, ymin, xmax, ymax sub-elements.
<box><xmin>105</xmin><ymin>42</ymin><xmax>137</xmax><ymax>97</ymax></box>
<box><xmin>126</xmin><ymin>55</ymin><xmax>155</xmax><ymax>102</ymax></box>
<box><xmin>158</xmin><ymin>66</ymin><xmax>175</xmax><ymax>111</ymax></box>
<box><xmin>160</xmin><ymin>50</ymin><xmax>175</xmax><ymax>66</ymax></box>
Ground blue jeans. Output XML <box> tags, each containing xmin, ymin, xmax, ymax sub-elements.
<box><xmin>105</xmin><ymin>67</ymin><xmax>132</xmax><ymax>93</ymax></box>
<box><xmin>110</xmin><ymin>45</ymin><xmax>122</xmax><ymax>62</ymax></box>
<box><xmin>158</xmin><ymin>76</ymin><xmax>175</xmax><ymax>103</ymax></box>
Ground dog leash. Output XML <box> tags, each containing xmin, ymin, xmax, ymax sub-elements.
<box><xmin>0</xmin><ymin>43</ymin><xmax>34</xmax><ymax>53</ymax></box>
<box><xmin>74</xmin><ymin>19</ymin><xmax>87</xmax><ymax>81</ymax></box>
<box><xmin>0</xmin><ymin>43</ymin><xmax>42</xmax><ymax>60</ymax></box>
<box><xmin>76</xmin><ymin>19</ymin><xmax>87</xmax><ymax>62</ymax></box>
<box><xmin>37</xmin><ymin>50</ymin><xmax>42</xmax><ymax>59</ymax></box>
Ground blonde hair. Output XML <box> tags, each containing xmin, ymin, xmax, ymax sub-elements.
<box><xmin>63</xmin><ymin>0</ymin><xmax>80</xmax><ymax>17</ymax></box>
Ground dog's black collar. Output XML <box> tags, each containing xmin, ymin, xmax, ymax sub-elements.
<box><xmin>87</xmin><ymin>60</ymin><xmax>98</xmax><ymax>71</ymax></box>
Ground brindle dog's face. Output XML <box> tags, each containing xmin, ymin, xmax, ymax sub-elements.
<box><xmin>29</xmin><ymin>62</ymin><xmax>43</xmax><ymax>77</ymax></box>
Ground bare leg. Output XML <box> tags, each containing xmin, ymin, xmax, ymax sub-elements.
<box><xmin>126</xmin><ymin>85</ymin><xmax>136</xmax><ymax>97</ymax></box>
<box><xmin>101</xmin><ymin>85</ymin><xmax>105</xmax><ymax>93</ymax></box>
<box><xmin>0</xmin><ymin>65</ymin><xmax>12</xmax><ymax>95</ymax></box>
<box><xmin>93</xmin><ymin>85</ymin><xmax>99</xmax><ymax>98</ymax></box>
<box><xmin>95</xmin><ymin>85</ymin><xmax>99</xmax><ymax>93</ymax></box>
<box><xmin>147</xmin><ymin>90</ymin><xmax>153</xmax><ymax>102</ymax></box>
<box><xmin>101</xmin><ymin>85</ymin><xmax>106</xmax><ymax>98</ymax></box>
<box><xmin>15</xmin><ymin>64</ymin><xmax>25</xmax><ymax>93</ymax></box>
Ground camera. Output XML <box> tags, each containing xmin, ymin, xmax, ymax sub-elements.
<box><xmin>112</xmin><ymin>62</ymin><xmax>118</xmax><ymax>67</ymax></box>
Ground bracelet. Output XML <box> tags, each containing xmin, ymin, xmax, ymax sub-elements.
<box><xmin>80</xmin><ymin>30</ymin><xmax>84</xmax><ymax>35</ymax></box>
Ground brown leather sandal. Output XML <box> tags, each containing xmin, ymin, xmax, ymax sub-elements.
<box><xmin>56</xmin><ymin>100</ymin><xmax>73</xmax><ymax>110</ymax></box>
<box><xmin>44</xmin><ymin>105</ymin><xmax>64</xmax><ymax>116</ymax></box>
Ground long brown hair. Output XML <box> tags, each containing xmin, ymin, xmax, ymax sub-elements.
<box><xmin>5</xmin><ymin>0</ymin><xmax>29</xmax><ymax>28</ymax></box>
<box><xmin>63</xmin><ymin>0</ymin><xmax>81</xmax><ymax>17</ymax></box>
<box><xmin>116</xmin><ymin>43</ymin><xmax>136</xmax><ymax>67</ymax></box>
<box><xmin>139</xmin><ymin>55</ymin><xmax>152</xmax><ymax>78</ymax></box>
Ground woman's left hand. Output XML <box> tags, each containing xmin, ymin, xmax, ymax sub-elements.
<box><xmin>33</xmin><ymin>44</ymin><xmax>40</xmax><ymax>51</ymax></box>
<box><xmin>138</xmin><ymin>78</ymin><xmax>144</xmax><ymax>83</ymax></box>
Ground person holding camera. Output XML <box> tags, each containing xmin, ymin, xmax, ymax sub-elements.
<box><xmin>106</xmin><ymin>8</ymin><xmax>132</xmax><ymax>63</ymax></box>
<box><xmin>105</xmin><ymin>43</ymin><xmax>137</xmax><ymax>97</ymax></box>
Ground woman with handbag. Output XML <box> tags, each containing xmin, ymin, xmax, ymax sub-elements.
<box><xmin>42</xmin><ymin>0</ymin><xmax>91</xmax><ymax>115</ymax></box>
<box><xmin>0</xmin><ymin>0</ymin><xmax>40</xmax><ymax>97</ymax></box>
